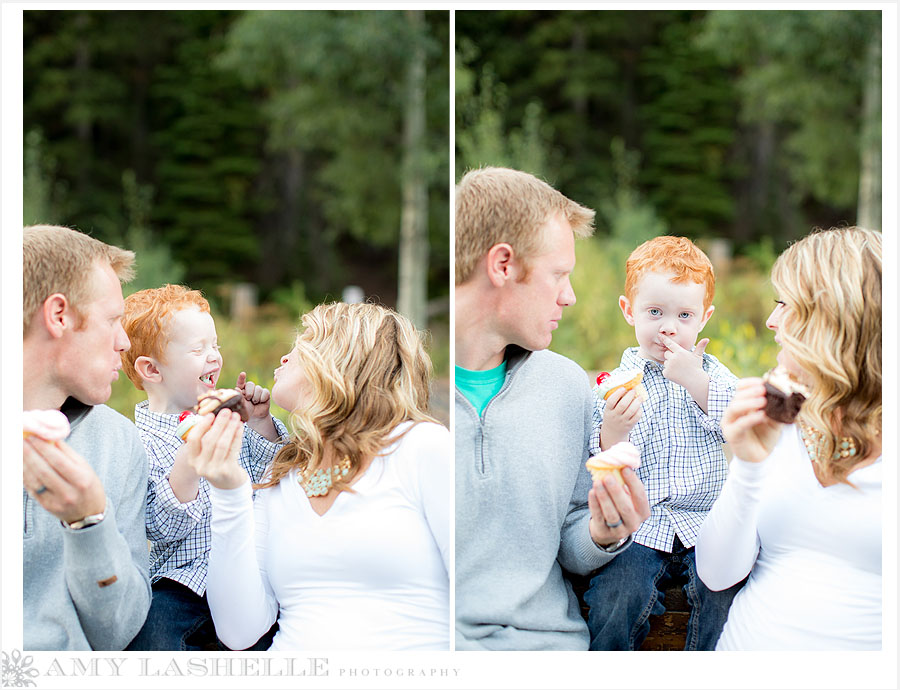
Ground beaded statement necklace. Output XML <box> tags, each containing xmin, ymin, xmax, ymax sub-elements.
<box><xmin>798</xmin><ymin>421</ymin><xmax>857</xmax><ymax>467</ymax></box>
<box><xmin>299</xmin><ymin>456</ymin><xmax>352</xmax><ymax>497</ymax></box>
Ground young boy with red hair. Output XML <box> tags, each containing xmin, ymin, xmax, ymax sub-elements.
<box><xmin>119</xmin><ymin>284</ymin><xmax>286</xmax><ymax>650</ymax></box>
<box><xmin>584</xmin><ymin>236</ymin><xmax>742</xmax><ymax>651</ymax></box>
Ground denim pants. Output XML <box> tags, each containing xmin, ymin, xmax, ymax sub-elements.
<box><xmin>126</xmin><ymin>578</ymin><xmax>277</xmax><ymax>651</ymax></box>
<box><xmin>584</xmin><ymin>536</ymin><xmax>742</xmax><ymax>650</ymax></box>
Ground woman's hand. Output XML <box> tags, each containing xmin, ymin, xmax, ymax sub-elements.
<box><xmin>722</xmin><ymin>378</ymin><xmax>783</xmax><ymax>464</ymax></box>
<box><xmin>184</xmin><ymin>409</ymin><xmax>248</xmax><ymax>490</ymax></box>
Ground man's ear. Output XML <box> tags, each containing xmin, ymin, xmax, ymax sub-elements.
<box><xmin>618</xmin><ymin>295</ymin><xmax>635</xmax><ymax>326</ymax></box>
<box><xmin>485</xmin><ymin>243</ymin><xmax>515</xmax><ymax>288</ymax></box>
<box><xmin>699</xmin><ymin>304</ymin><xmax>715</xmax><ymax>331</ymax></box>
<box><xmin>134</xmin><ymin>356</ymin><xmax>163</xmax><ymax>385</ymax></box>
<box><xmin>41</xmin><ymin>294</ymin><xmax>71</xmax><ymax>339</ymax></box>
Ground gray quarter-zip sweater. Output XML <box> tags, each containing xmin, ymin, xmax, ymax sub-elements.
<box><xmin>23</xmin><ymin>398</ymin><xmax>151</xmax><ymax>650</ymax></box>
<box><xmin>455</xmin><ymin>347</ymin><xmax>629</xmax><ymax>650</ymax></box>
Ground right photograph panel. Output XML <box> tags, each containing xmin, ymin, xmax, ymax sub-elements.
<box><xmin>453</xmin><ymin>9</ymin><xmax>884</xmax><ymax>654</ymax></box>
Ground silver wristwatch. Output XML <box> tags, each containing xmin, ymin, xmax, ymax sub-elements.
<box><xmin>61</xmin><ymin>512</ymin><xmax>105</xmax><ymax>531</ymax></box>
<box><xmin>595</xmin><ymin>535</ymin><xmax>629</xmax><ymax>553</ymax></box>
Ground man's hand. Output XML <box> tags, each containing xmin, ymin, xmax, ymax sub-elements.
<box><xmin>184</xmin><ymin>410</ymin><xmax>247</xmax><ymax>490</ymax></box>
<box><xmin>236</xmin><ymin>372</ymin><xmax>279</xmax><ymax>441</ymax></box>
<box><xmin>23</xmin><ymin>437</ymin><xmax>107</xmax><ymax>523</ymax></box>
<box><xmin>660</xmin><ymin>335</ymin><xmax>710</xmax><ymax>411</ymax></box>
<box><xmin>599</xmin><ymin>386</ymin><xmax>643</xmax><ymax>450</ymax></box>
<box><xmin>721</xmin><ymin>378</ymin><xmax>783</xmax><ymax>464</ymax></box>
<box><xmin>588</xmin><ymin>468</ymin><xmax>650</xmax><ymax>548</ymax></box>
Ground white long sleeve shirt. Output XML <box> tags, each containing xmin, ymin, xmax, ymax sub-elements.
<box><xmin>206</xmin><ymin>421</ymin><xmax>450</xmax><ymax>651</ymax></box>
<box><xmin>696</xmin><ymin>425</ymin><xmax>881</xmax><ymax>650</ymax></box>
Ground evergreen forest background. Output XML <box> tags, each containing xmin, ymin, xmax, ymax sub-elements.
<box><xmin>23</xmin><ymin>10</ymin><xmax>451</xmax><ymax>424</ymax></box>
<box><xmin>456</xmin><ymin>9</ymin><xmax>882</xmax><ymax>377</ymax></box>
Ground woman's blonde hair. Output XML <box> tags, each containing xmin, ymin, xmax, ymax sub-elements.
<box><xmin>771</xmin><ymin>226</ymin><xmax>881</xmax><ymax>484</ymax></box>
<box><xmin>257</xmin><ymin>302</ymin><xmax>437</xmax><ymax>491</ymax></box>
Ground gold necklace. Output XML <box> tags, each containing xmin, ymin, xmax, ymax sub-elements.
<box><xmin>299</xmin><ymin>456</ymin><xmax>351</xmax><ymax>497</ymax></box>
<box><xmin>798</xmin><ymin>422</ymin><xmax>857</xmax><ymax>466</ymax></box>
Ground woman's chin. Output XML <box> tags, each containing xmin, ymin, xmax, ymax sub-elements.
<box><xmin>775</xmin><ymin>350</ymin><xmax>808</xmax><ymax>384</ymax></box>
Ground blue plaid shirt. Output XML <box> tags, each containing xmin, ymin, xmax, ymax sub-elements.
<box><xmin>134</xmin><ymin>400</ymin><xmax>289</xmax><ymax>595</ymax></box>
<box><xmin>589</xmin><ymin>347</ymin><xmax>737</xmax><ymax>552</ymax></box>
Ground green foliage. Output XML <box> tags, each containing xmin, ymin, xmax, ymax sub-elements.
<box><xmin>698</xmin><ymin>10</ymin><xmax>878</xmax><ymax>209</ymax></box>
<box><xmin>268</xmin><ymin>281</ymin><xmax>315</xmax><ymax>323</ymax></box>
<box><xmin>23</xmin><ymin>10</ymin><xmax>450</xmax><ymax>312</ymax></box>
<box><xmin>638</xmin><ymin>14</ymin><xmax>739</xmax><ymax>236</ymax></box>
<box><xmin>422</xmin><ymin>314</ymin><xmax>450</xmax><ymax>381</ymax></box>
<box><xmin>215</xmin><ymin>10</ymin><xmax>450</xmax><ymax>302</ymax></box>
<box><xmin>23</xmin><ymin>129</ymin><xmax>63</xmax><ymax>225</ymax></box>
<box><xmin>706</xmin><ymin>320</ymin><xmax>779</xmax><ymax>379</ymax></box>
<box><xmin>551</xmin><ymin>140</ymin><xmax>665</xmax><ymax>369</ymax></box>
<box><xmin>455</xmin><ymin>38</ymin><xmax>555</xmax><ymax>179</ymax></box>
<box><xmin>148</xmin><ymin>11</ymin><xmax>264</xmax><ymax>293</ymax></box>
<box><xmin>119</xmin><ymin>170</ymin><xmax>186</xmax><ymax>296</ymax></box>
<box><xmin>456</xmin><ymin>9</ymin><xmax>867</xmax><ymax>248</ymax></box>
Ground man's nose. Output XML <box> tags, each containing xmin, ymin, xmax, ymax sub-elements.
<box><xmin>559</xmin><ymin>279</ymin><xmax>576</xmax><ymax>307</ymax></box>
<box><xmin>115</xmin><ymin>324</ymin><xmax>131</xmax><ymax>352</ymax></box>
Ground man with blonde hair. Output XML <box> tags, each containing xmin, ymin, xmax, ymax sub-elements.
<box><xmin>454</xmin><ymin>167</ymin><xmax>651</xmax><ymax>650</ymax></box>
<box><xmin>22</xmin><ymin>224</ymin><xmax>150</xmax><ymax>650</ymax></box>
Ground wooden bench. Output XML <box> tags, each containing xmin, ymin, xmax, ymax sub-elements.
<box><xmin>569</xmin><ymin>573</ymin><xmax>690</xmax><ymax>651</ymax></box>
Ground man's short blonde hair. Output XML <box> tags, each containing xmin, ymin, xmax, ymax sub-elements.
<box><xmin>455</xmin><ymin>167</ymin><xmax>595</xmax><ymax>285</ymax></box>
<box><xmin>23</xmin><ymin>225</ymin><xmax>135</xmax><ymax>332</ymax></box>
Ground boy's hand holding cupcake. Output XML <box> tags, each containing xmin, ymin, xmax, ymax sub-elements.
<box><xmin>599</xmin><ymin>386</ymin><xmax>643</xmax><ymax>449</ymax></box>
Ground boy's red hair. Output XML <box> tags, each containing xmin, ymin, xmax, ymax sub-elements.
<box><xmin>121</xmin><ymin>284</ymin><xmax>210</xmax><ymax>390</ymax></box>
<box><xmin>624</xmin><ymin>236</ymin><xmax>716</xmax><ymax>309</ymax></box>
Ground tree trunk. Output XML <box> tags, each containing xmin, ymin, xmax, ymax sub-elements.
<box><xmin>397</xmin><ymin>9</ymin><xmax>428</xmax><ymax>329</ymax></box>
<box><xmin>857</xmin><ymin>26</ymin><xmax>881</xmax><ymax>231</ymax></box>
<box><xmin>73</xmin><ymin>12</ymin><xmax>93</xmax><ymax>201</ymax></box>
<box><xmin>570</xmin><ymin>24</ymin><xmax>588</xmax><ymax>174</ymax></box>
<box><xmin>256</xmin><ymin>148</ymin><xmax>306</xmax><ymax>291</ymax></box>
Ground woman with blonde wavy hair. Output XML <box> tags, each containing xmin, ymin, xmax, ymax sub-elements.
<box><xmin>696</xmin><ymin>227</ymin><xmax>882</xmax><ymax>650</ymax></box>
<box><xmin>190</xmin><ymin>302</ymin><xmax>450</xmax><ymax>650</ymax></box>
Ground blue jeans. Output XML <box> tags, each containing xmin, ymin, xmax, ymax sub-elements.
<box><xmin>126</xmin><ymin>578</ymin><xmax>277</xmax><ymax>651</ymax></box>
<box><xmin>584</xmin><ymin>536</ymin><xmax>742</xmax><ymax>650</ymax></box>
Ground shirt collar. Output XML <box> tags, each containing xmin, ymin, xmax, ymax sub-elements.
<box><xmin>620</xmin><ymin>346</ymin><xmax>663</xmax><ymax>373</ymax></box>
<box><xmin>60</xmin><ymin>396</ymin><xmax>91</xmax><ymax>430</ymax></box>
<box><xmin>134</xmin><ymin>399</ymin><xmax>182</xmax><ymax>433</ymax></box>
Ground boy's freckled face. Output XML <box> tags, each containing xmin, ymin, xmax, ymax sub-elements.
<box><xmin>156</xmin><ymin>308</ymin><xmax>223</xmax><ymax>411</ymax></box>
<box><xmin>620</xmin><ymin>271</ymin><xmax>713</xmax><ymax>364</ymax></box>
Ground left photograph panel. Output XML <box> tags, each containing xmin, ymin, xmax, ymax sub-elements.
<box><xmin>20</xmin><ymin>9</ymin><xmax>451</xmax><ymax>653</ymax></box>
